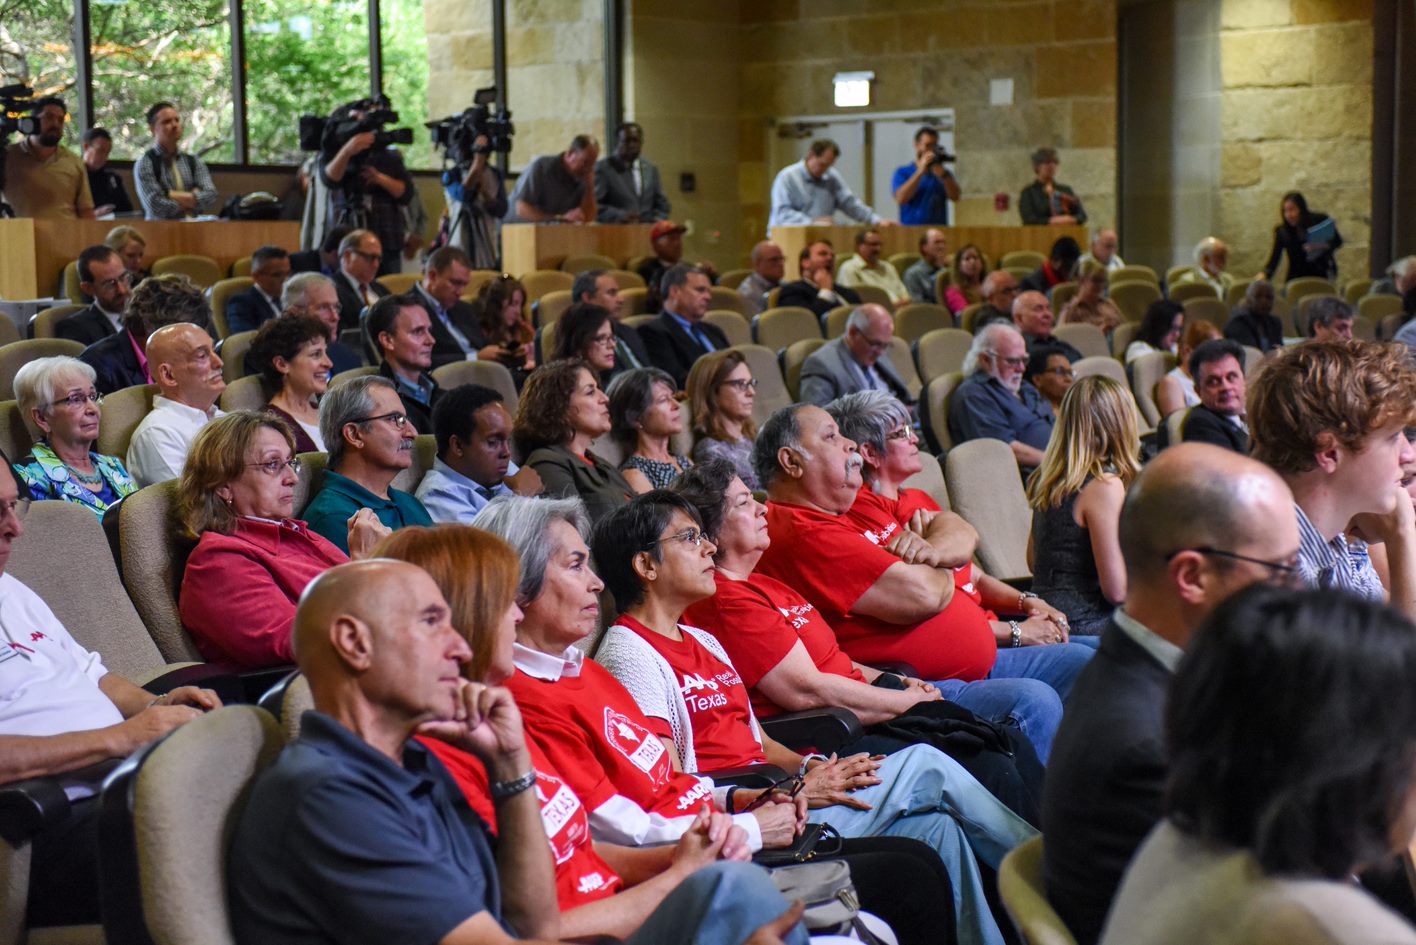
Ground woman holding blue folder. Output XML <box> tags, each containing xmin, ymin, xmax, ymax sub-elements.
<box><xmin>1261</xmin><ymin>190</ymin><xmax>1343</xmax><ymax>283</ymax></box>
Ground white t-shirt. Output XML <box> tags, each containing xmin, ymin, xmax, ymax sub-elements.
<box><xmin>0</xmin><ymin>572</ymin><xmax>123</xmax><ymax>737</ymax></box>
<box><xmin>126</xmin><ymin>396</ymin><xmax>226</xmax><ymax>487</ymax></box>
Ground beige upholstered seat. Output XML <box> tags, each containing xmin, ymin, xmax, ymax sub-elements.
<box><xmin>534</xmin><ymin>289</ymin><xmax>574</xmax><ymax>327</ymax></box>
<box><xmin>1182</xmin><ymin>297</ymin><xmax>1230</xmax><ymax>329</ymax></box>
<box><xmin>728</xmin><ymin>344</ymin><xmax>791</xmax><ymax>426</ymax></box>
<box><xmin>913</xmin><ymin>328</ymin><xmax>973</xmax><ymax>383</ymax></box>
<box><xmin>1225</xmin><ymin>279</ymin><xmax>1253</xmax><ymax>307</ymax></box>
<box><xmin>894</xmin><ymin>303</ymin><xmax>953</xmax><ymax>342</ymax></box>
<box><xmin>390</xmin><ymin>434</ymin><xmax>437</xmax><ymax>494</ymax></box>
<box><xmin>151</xmin><ymin>254</ymin><xmax>222</xmax><ymax>290</ymax></box>
<box><xmin>619</xmin><ymin>286</ymin><xmax>651</xmax><ymax>315</ymax></box>
<box><xmin>329</xmin><ymin>366</ymin><xmax>378</xmax><ymax>388</ymax></box>
<box><xmin>957</xmin><ymin>302</ymin><xmax>984</xmax><ymax>333</ymax></box>
<box><xmin>230</xmin><ymin>255</ymin><xmax>252</xmax><ymax>277</ymax></box>
<box><xmin>703</xmin><ymin>310</ymin><xmax>752</xmax><ymax>349</ymax></box>
<box><xmin>97</xmin><ymin>383</ymin><xmax>158</xmax><ymax>459</ymax></box>
<box><xmin>559</xmin><ymin>253</ymin><xmax>616</xmax><ymax>274</ymax></box>
<box><xmin>219</xmin><ymin>375</ymin><xmax>267</xmax><ymax>413</ymax></box>
<box><xmin>900</xmin><ymin>451</ymin><xmax>949</xmax><ymax>511</ymax></box>
<box><xmin>1344</xmin><ymin>278</ymin><xmax>1373</xmax><ymax>304</ymax></box>
<box><xmin>605</xmin><ymin>269</ymin><xmax>646</xmax><ymax>291</ymax></box>
<box><xmin>887</xmin><ymin>336</ymin><xmax>923</xmax><ymax>400</ymax></box>
<box><xmin>850</xmin><ymin>284</ymin><xmax>893</xmax><ymax>309</ymax></box>
<box><xmin>1109</xmin><ymin>321</ymin><xmax>1139</xmax><ymax>359</ymax></box>
<box><xmin>1164</xmin><ymin>264</ymin><xmax>1194</xmax><ymax>287</ymax></box>
<box><xmin>920</xmin><ymin>371</ymin><xmax>964</xmax><ymax>454</ymax></box>
<box><xmin>1167</xmin><ymin>280</ymin><xmax>1217</xmax><ymax>303</ymax></box>
<box><xmin>1129</xmin><ymin>351</ymin><xmax>1175</xmax><ymax>428</ymax></box>
<box><xmin>1283</xmin><ymin>276</ymin><xmax>1337</xmax><ymax>304</ymax></box>
<box><xmin>1351</xmin><ymin>315</ymin><xmax>1376</xmax><ymax>342</ymax></box>
<box><xmin>1164</xmin><ymin>407</ymin><xmax>1189</xmax><ymax>447</ymax></box>
<box><xmin>1052</xmin><ymin>323</ymin><xmax>1107</xmax><ymax>359</ymax></box>
<box><xmin>944</xmin><ymin>437</ymin><xmax>1032</xmax><ymax>580</ymax></box>
<box><xmin>886</xmin><ymin>252</ymin><xmax>920</xmax><ymax>275</ymax></box>
<box><xmin>61</xmin><ymin>259</ymin><xmax>85</xmax><ymax>303</ymax></box>
<box><xmin>0</xmin><ymin>340</ymin><xmax>84</xmax><ymax>400</ymax></box>
<box><xmin>622</xmin><ymin>314</ymin><xmax>656</xmax><ymax>331</ymax></box>
<box><xmin>1049</xmin><ymin>281</ymin><xmax>1079</xmax><ymax>311</ymax></box>
<box><xmin>1109</xmin><ymin>281</ymin><xmax>1161</xmax><ymax>323</ymax></box>
<box><xmin>1359</xmin><ymin>293</ymin><xmax>1401</xmax><ymax>324</ymax></box>
<box><xmin>461</xmin><ymin>270</ymin><xmax>499</xmax><ymax>301</ymax></box>
<box><xmin>208</xmin><ymin>277</ymin><xmax>254</xmax><ymax>339</ymax></box>
<box><xmin>1072</xmin><ymin>355</ymin><xmax>1126</xmax><ymax>384</ymax></box>
<box><xmin>752</xmin><ymin>307</ymin><xmax>821</xmax><ymax>352</ymax></box>
<box><xmin>374</xmin><ymin>272</ymin><xmax>419</xmax><ymax>295</ymax></box>
<box><xmin>1242</xmin><ymin>345</ymin><xmax>1265</xmax><ymax>380</ymax></box>
<box><xmin>1294</xmin><ymin>293</ymin><xmax>1339</xmax><ymax>337</ymax></box>
<box><xmin>0</xmin><ymin>400</ymin><xmax>33</xmax><ymax>463</ymax></box>
<box><xmin>519</xmin><ymin>270</ymin><xmax>575</xmax><ymax>303</ymax></box>
<box><xmin>1109</xmin><ymin>265</ymin><xmax>1158</xmax><ymax>286</ymax></box>
<box><xmin>430</xmin><ymin>360</ymin><xmax>519</xmax><ymax>412</ymax></box>
<box><xmin>783</xmin><ymin>338</ymin><xmax>827</xmax><ymax>400</ymax></box>
<box><xmin>1001</xmin><ymin>250</ymin><xmax>1045</xmax><ymax>270</ymax></box>
<box><xmin>716</xmin><ymin>268</ymin><xmax>752</xmax><ymax>291</ymax></box>
<box><xmin>29</xmin><ymin>303</ymin><xmax>86</xmax><ymax>340</ymax></box>
<box><xmin>822</xmin><ymin>304</ymin><xmax>854</xmax><ymax>339</ymax></box>
<box><xmin>998</xmin><ymin>836</ymin><xmax>1078</xmax><ymax>945</ymax></box>
<box><xmin>218</xmin><ymin>329</ymin><xmax>258</xmax><ymax>383</ymax></box>
<box><xmin>116</xmin><ymin>479</ymin><xmax>205</xmax><ymax>663</ymax></box>
<box><xmin>708</xmin><ymin>286</ymin><xmax>752</xmax><ymax>318</ymax></box>
<box><xmin>293</xmin><ymin>450</ymin><xmax>328</xmax><ymax>517</ymax></box>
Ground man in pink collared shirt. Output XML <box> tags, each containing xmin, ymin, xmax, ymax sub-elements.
<box><xmin>79</xmin><ymin>273</ymin><xmax>212</xmax><ymax>394</ymax></box>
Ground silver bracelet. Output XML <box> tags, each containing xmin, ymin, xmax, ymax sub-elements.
<box><xmin>490</xmin><ymin>769</ymin><xmax>537</xmax><ymax>802</ymax></box>
<box><xmin>1009</xmin><ymin>621</ymin><xmax>1023</xmax><ymax>648</ymax></box>
<box><xmin>798</xmin><ymin>753</ymin><xmax>828</xmax><ymax>777</ymax></box>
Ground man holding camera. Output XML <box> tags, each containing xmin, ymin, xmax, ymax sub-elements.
<box><xmin>3</xmin><ymin>96</ymin><xmax>95</xmax><ymax>220</ymax></box>
<box><xmin>320</xmin><ymin>100</ymin><xmax>416</xmax><ymax>277</ymax></box>
<box><xmin>892</xmin><ymin>126</ymin><xmax>960</xmax><ymax>226</ymax></box>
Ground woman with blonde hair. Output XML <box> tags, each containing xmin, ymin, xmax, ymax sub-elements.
<box><xmin>1027</xmin><ymin>375</ymin><xmax>1142</xmax><ymax>639</ymax></box>
<box><xmin>685</xmin><ymin>350</ymin><xmax>758</xmax><ymax>488</ymax></box>
<box><xmin>1156</xmin><ymin>320</ymin><xmax>1221</xmax><ymax>417</ymax></box>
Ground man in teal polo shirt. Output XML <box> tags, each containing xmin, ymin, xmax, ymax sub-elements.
<box><xmin>304</xmin><ymin>374</ymin><xmax>432</xmax><ymax>553</ymax></box>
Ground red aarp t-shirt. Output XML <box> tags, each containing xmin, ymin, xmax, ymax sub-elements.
<box><xmin>756</xmin><ymin>493</ymin><xmax>997</xmax><ymax>681</ymax></box>
<box><xmin>419</xmin><ymin>736</ymin><xmax>623</xmax><ymax>909</ymax></box>
<box><xmin>506</xmin><ymin>661</ymin><xmax>716</xmax><ymax>819</ymax></box>
<box><xmin>684</xmin><ymin>572</ymin><xmax>864</xmax><ymax>719</ymax></box>
<box><xmin>613</xmin><ymin>615</ymin><xmax>767</xmax><ymax>772</ymax></box>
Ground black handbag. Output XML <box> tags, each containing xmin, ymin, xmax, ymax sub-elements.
<box><xmin>752</xmin><ymin>822</ymin><xmax>844</xmax><ymax>866</ymax></box>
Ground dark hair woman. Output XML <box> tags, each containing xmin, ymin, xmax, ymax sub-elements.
<box><xmin>1260</xmin><ymin>190</ymin><xmax>1343</xmax><ymax>284</ymax></box>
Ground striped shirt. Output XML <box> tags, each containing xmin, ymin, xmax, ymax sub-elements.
<box><xmin>1294</xmin><ymin>503</ymin><xmax>1386</xmax><ymax>600</ymax></box>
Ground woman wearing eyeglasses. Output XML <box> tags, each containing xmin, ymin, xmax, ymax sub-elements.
<box><xmin>248</xmin><ymin>314</ymin><xmax>333</xmax><ymax>453</ymax></box>
<box><xmin>473</xmin><ymin>274</ymin><xmax>535</xmax><ymax>378</ymax></box>
<box><xmin>176</xmin><ymin>412</ymin><xmax>369</xmax><ymax>670</ymax></box>
<box><xmin>608</xmin><ymin>368</ymin><xmax>692</xmax><ymax>493</ymax></box>
<box><xmin>12</xmin><ymin>356</ymin><xmax>136</xmax><ymax>516</ymax></box>
<box><xmin>685</xmin><ymin>350</ymin><xmax>758</xmax><ymax>489</ymax></box>
<box><xmin>550</xmin><ymin>302</ymin><xmax>618</xmax><ymax>383</ymax></box>
<box><xmin>591</xmin><ymin>491</ymin><xmax>1037</xmax><ymax>945</ymax></box>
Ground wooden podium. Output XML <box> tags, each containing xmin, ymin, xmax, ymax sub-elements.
<box><xmin>768</xmin><ymin>224</ymin><xmax>1088</xmax><ymax>280</ymax></box>
<box><xmin>501</xmin><ymin>223</ymin><xmax>655</xmax><ymax>276</ymax></box>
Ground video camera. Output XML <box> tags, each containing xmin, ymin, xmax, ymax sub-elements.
<box><xmin>926</xmin><ymin>143</ymin><xmax>956</xmax><ymax>165</ymax></box>
<box><xmin>299</xmin><ymin>95</ymin><xmax>414</xmax><ymax>158</ymax></box>
<box><xmin>0</xmin><ymin>82</ymin><xmax>37</xmax><ymax>218</ymax></box>
<box><xmin>426</xmin><ymin>87</ymin><xmax>514</xmax><ymax>160</ymax></box>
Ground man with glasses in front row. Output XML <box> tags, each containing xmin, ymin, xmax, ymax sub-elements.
<box><xmin>1248</xmin><ymin>340</ymin><xmax>1416</xmax><ymax>621</ymax></box>
<box><xmin>949</xmin><ymin>323</ymin><xmax>1055</xmax><ymax>473</ymax></box>
<box><xmin>799</xmin><ymin>304</ymin><xmax>912</xmax><ymax>407</ymax></box>
<box><xmin>302</xmin><ymin>374</ymin><xmax>432</xmax><ymax>554</ymax></box>
<box><xmin>1043</xmin><ymin>443</ymin><xmax>1302</xmax><ymax>945</ymax></box>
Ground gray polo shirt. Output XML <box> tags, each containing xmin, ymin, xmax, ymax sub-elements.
<box><xmin>505</xmin><ymin>153</ymin><xmax>585</xmax><ymax>221</ymax></box>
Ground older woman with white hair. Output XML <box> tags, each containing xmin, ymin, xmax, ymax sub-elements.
<box><xmin>13</xmin><ymin>355</ymin><xmax>136</xmax><ymax>515</ymax></box>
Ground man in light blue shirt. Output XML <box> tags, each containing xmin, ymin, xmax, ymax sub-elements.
<box><xmin>768</xmin><ymin>138</ymin><xmax>887</xmax><ymax>229</ymax></box>
<box><xmin>415</xmin><ymin>384</ymin><xmax>542</xmax><ymax>523</ymax></box>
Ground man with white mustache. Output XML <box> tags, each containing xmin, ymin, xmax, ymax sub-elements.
<box><xmin>948</xmin><ymin>323</ymin><xmax>1055</xmax><ymax>474</ymax></box>
<box><xmin>126</xmin><ymin>322</ymin><xmax>227</xmax><ymax>487</ymax></box>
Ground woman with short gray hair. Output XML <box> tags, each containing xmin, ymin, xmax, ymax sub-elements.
<box><xmin>13</xmin><ymin>355</ymin><xmax>136</xmax><ymax>515</ymax></box>
<box><xmin>607</xmin><ymin>368</ymin><xmax>691</xmax><ymax>492</ymax></box>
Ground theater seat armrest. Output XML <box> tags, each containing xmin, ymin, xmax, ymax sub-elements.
<box><xmin>0</xmin><ymin>778</ymin><xmax>71</xmax><ymax>845</ymax></box>
<box><xmin>138</xmin><ymin>664</ymin><xmax>245</xmax><ymax>706</ymax></box>
<box><xmin>701</xmin><ymin>764</ymin><xmax>790</xmax><ymax>788</ymax></box>
<box><xmin>761</xmin><ymin>708</ymin><xmax>864</xmax><ymax>755</ymax></box>
<box><xmin>866</xmin><ymin>662</ymin><xmax>920</xmax><ymax>679</ymax></box>
<box><xmin>999</xmin><ymin>576</ymin><xmax>1034</xmax><ymax>593</ymax></box>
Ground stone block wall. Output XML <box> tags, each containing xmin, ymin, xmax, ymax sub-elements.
<box><xmin>1217</xmin><ymin>0</ymin><xmax>1372</xmax><ymax>280</ymax></box>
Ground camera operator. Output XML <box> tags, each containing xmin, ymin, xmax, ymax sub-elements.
<box><xmin>319</xmin><ymin>99</ymin><xmax>415</xmax><ymax>277</ymax></box>
<box><xmin>891</xmin><ymin>125</ymin><xmax>960</xmax><ymax>226</ymax></box>
<box><xmin>3</xmin><ymin>96</ymin><xmax>95</xmax><ymax>221</ymax></box>
<box><xmin>442</xmin><ymin>133</ymin><xmax>507</xmax><ymax>270</ymax></box>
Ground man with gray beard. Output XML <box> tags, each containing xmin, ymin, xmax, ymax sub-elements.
<box><xmin>947</xmin><ymin>323</ymin><xmax>1055</xmax><ymax>472</ymax></box>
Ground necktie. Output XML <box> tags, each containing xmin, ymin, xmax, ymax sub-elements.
<box><xmin>693</xmin><ymin>327</ymin><xmax>715</xmax><ymax>354</ymax></box>
<box><xmin>361</xmin><ymin>284</ymin><xmax>374</xmax><ymax>309</ymax></box>
<box><xmin>616</xmin><ymin>338</ymin><xmax>643</xmax><ymax>370</ymax></box>
<box><xmin>475</xmin><ymin>484</ymin><xmax>498</xmax><ymax>502</ymax></box>
<box><xmin>632</xmin><ymin>160</ymin><xmax>642</xmax><ymax>195</ymax></box>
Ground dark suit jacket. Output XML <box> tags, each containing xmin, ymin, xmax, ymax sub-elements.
<box><xmin>334</xmin><ymin>272</ymin><xmax>390</xmax><ymax>332</ymax></box>
<box><xmin>411</xmin><ymin>286</ymin><xmax>488</xmax><ymax>369</ymax></box>
<box><xmin>55</xmin><ymin>305</ymin><xmax>117</xmax><ymax>347</ymax></box>
<box><xmin>1180</xmin><ymin>403</ymin><xmax>1249</xmax><ymax>453</ymax></box>
<box><xmin>1223</xmin><ymin>311</ymin><xmax>1284</xmax><ymax>352</ymax></box>
<box><xmin>638</xmin><ymin>311</ymin><xmax>730</xmax><ymax>388</ymax></box>
<box><xmin>378</xmin><ymin>362</ymin><xmax>443</xmax><ymax>435</ymax></box>
<box><xmin>225</xmin><ymin>286</ymin><xmax>283</xmax><ymax>335</ymax></box>
<box><xmin>798</xmin><ymin>336</ymin><xmax>912</xmax><ymax>405</ymax></box>
<box><xmin>594</xmin><ymin>155</ymin><xmax>671</xmax><ymax>223</ymax></box>
<box><xmin>613</xmin><ymin>321</ymin><xmax>652</xmax><ymax>370</ymax></box>
<box><xmin>81</xmin><ymin>330</ymin><xmax>148</xmax><ymax>394</ymax></box>
<box><xmin>1042</xmin><ymin>620</ymin><xmax>1171</xmax><ymax>945</ymax></box>
<box><xmin>775</xmin><ymin>280</ymin><xmax>862</xmax><ymax>319</ymax></box>
<box><xmin>288</xmin><ymin>250</ymin><xmax>327</xmax><ymax>274</ymax></box>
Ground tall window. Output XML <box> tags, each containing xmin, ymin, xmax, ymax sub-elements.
<box><xmin>244</xmin><ymin>0</ymin><xmax>370</xmax><ymax>165</ymax></box>
<box><xmin>90</xmin><ymin>0</ymin><xmax>235</xmax><ymax>163</ymax></box>
<box><xmin>378</xmin><ymin>0</ymin><xmax>433</xmax><ymax>170</ymax></box>
<box><xmin>0</xmin><ymin>0</ymin><xmax>79</xmax><ymax>145</ymax></box>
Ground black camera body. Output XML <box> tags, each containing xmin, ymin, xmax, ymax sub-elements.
<box><xmin>928</xmin><ymin>144</ymin><xmax>956</xmax><ymax>165</ymax></box>
<box><xmin>0</xmin><ymin>83</ymin><xmax>38</xmax><ymax>143</ymax></box>
<box><xmin>299</xmin><ymin>98</ymin><xmax>414</xmax><ymax>159</ymax></box>
<box><xmin>427</xmin><ymin>86</ymin><xmax>514</xmax><ymax>160</ymax></box>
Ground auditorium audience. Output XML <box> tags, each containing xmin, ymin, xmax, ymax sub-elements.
<box><xmin>1307</xmin><ymin>296</ymin><xmax>1355</xmax><ymax>342</ymax></box>
<box><xmin>57</xmin><ymin>245</ymin><xmax>130</xmax><ymax>346</ymax></box>
<box><xmin>949</xmin><ymin>323</ymin><xmax>1055</xmax><ymax>472</ymax></box>
<box><xmin>412</xmin><ymin>246</ymin><xmax>487</xmax><ymax>366</ymax></box>
<box><xmin>1261</xmin><ymin>190</ymin><xmax>1342</xmax><ymax>284</ymax></box>
<box><xmin>639</xmin><ymin>264</ymin><xmax>728</xmax><ymax>388</ymax></box>
<box><xmin>1060</xmin><ymin>265</ymin><xmax>1121</xmax><ymax>334</ymax></box>
<box><xmin>736</xmin><ymin>240</ymin><xmax>785</xmax><ymax>317</ymax></box>
<box><xmin>303</xmin><ymin>375</ymin><xmax>432</xmax><ymax>553</ymax></box>
<box><xmin>248</xmin><ymin>315</ymin><xmax>331</xmax><ymax>453</ymax></box>
<box><xmin>952</xmin><ymin>243</ymin><xmax>988</xmax><ymax>308</ymax></box>
<box><xmin>752</xmin><ymin>402</ymin><xmax>1092</xmax><ymax>761</ymax></box>
<box><xmin>13</xmin><ymin>356</ymin><xmax>136</xmax><ymax>514</ymax></box>
<box><xmin>971</xmin><ymin>270</ymin><xmax>1019</xmax><ymax>333</ymax></box>
<box><xmin>228</xmin><ymin>557</ymin><xmax>805</xmax><ymax>945</ymax></box>
<box><xmin>318</xmin><ymin>99</ymin><xmax>415</xmax><ymax>276</ymax></box>
<box><xmin>2</xmin><ymin>96</ymin><xmax>94</xmax><ymax>220</ymax></box>
<box><xmin>104</xmin><ymin>224</ymin><xmax>149</xmax><ymax>280</ymax></box>
<box><xmin>777</xmin><ymin>240</ymin><xmax>863</xmax><ymax>319</ymax></box>
<box><xmin>1123</xmin><ymin>300</ymin><xmax>1182</xmax><ymax>364</ymax></box>
<box><xmin>903</xmin><ymin>228</ymin><xmax>967</xmax><ymax>310</ymax></box>
<box><xmin>1248</xmin><ymin>341</ymin><xmax>1416</xmax><ymax>616</ymax></box>
<box><xmin>1175</xmin><ymin>236</ymin><xmax>1232</xmax><ymax>296</ymax></box>
<box><xmin>592</xmin><ymin>491</ymin><xmax>1036</xmax><ymax>945</ymax></box>
<box><xmin>134</xmin><ymin>101</ymin><xmax>217</xmax><ymax>219</ymax></box>
<box><xmin>177</xmin><ymin>412</ymin><xmax>353</xmax><ymax>669</ymax></box>
<box><xmin>332</xmin><ymin>228</ymin><xmax>389</xmax><ymax>331</ymax></box>
<box><xmin>799</xmin><ymin>304</ymin><xmax>912</xmax><ymax>406</ymax></box>
<box><xmin>290</xmin><ymin>222</ymin><xmax>350</xmax><ymax>276</ymax></box>
<box><xmin>1019</xmin><ymin>237</ymin><xmax>1081</xmax><ymax>296</ymax></box>
<box><xmin>1155</xmin><ymin>319</ymin><xmax>1220</xmax><ymax>416</ymax></box>
<box><xmin>1170</xmin><ymin>339</ymin><xmax>1249</xmax><ymax>453</ymax></box>
<box><xmin>471</xmin><ymin>273</ymin><xmax>535</xmax><ymax>377</ymax></box>
<box><xmin>1013</xmin><ymin>290</ymin><xmax>1083</xmax><ymax>360</ymax></box>
<box><xmin>1044</xmin><ymin>445</ymin><xmax>1300</xmax><ymax>945</ymax></box>
<box><xmin>1078</xmin><ymin>227</ymin><xmax>1124</xmax><ymax>273</ymax></box>
<box><xmin>225</xmin><ymin>245</ymin><xmax>291</xmax><ymax>335</ymax></box>
<box><xmin>80</xmin><ymin>127</ymin><xmax>133</xmax><ymax>216</ymax></box>
<box><xmin>606</xmin><ymin>368</ymin><xmax>691</xmax><ymax>492</ymax></box>
<box><xmin>595</xmin><ymin>122</ymin><xmax>670</xmax><ymax>224</ymax></box>
<box><xmin>1024</xmin><ymin>345</ymin><xmax>1074</xmax><ymax>414</ymax></box>
<box><xmin>513</xmin><ymin>359</ymin><xmax>633</xmax><ymax>524</ymax></box>
<box><xmin>769</xmin><ymin>138</ymin><xmax>884</xmax><ymax>227</ymax></box>
<box><xmin>571</xmin><ymin>269</ymin><xmax>651</xmax><ymax>371</ymax></box>
<box><xmin>838</xmin><ymin>229</ymin><xmax>910</xmax><ymax>308</ymax></box>
<box><xmin>551</xmin><ymin>302</ymin><xmax>618</xmax><ymax>382</ymax></box>
<box><xmin>125</xmin><ymin>322</ymin><xmax>226</xmax><ymax>486</ymax></box>
<box><xmin>1222</xmin><ymin>279</ymin><xmax>1282</xmax><ymax>352</ymax></box>
<box><xmin>279</xmin><ymin>272</ymin><xmax>363</xmax><ymax>374</ymax></box>
<box><xmin>686</xmin><ymin>349</ymin><xmax>759</xmax><ymax>490</ymax></box>
<box><xmin>636</xmin><ymin>220</ymin><xmax>690</xmax><ymax>311</ymax></box>
<box><xmin>416</xmin><ymin>384</ymin><xmax>541</xmax><ymax>523</ymax></box>
<box><xmin>0</xmin><ymin>452</ymin><xmax>219</xmax><ymax>928</ymax></box>
<box><xmin>1018</xmin><ymin>147</ymin><xmax>1085</xmax><ymax>225</ymax></box>
<box><xmin>1027</xmin><ymin>376</ymin><xmax>1141</xmax><ymax>638</ymax></box>
<box><xmin>368</xmin><ymin>291</ymin><xmax>444</xmax><ymax>434</ymax></box>
<box><xmin>506</xmin><ymin>133</ymin><xmax>599</xmax><ymax>224</ymax></box>
<box><xmin>81</xmin><ymin>272</ymin><xmax>209</xmax><ymax>396</ymax></box>
<box><xmin>1099</xmin><ymin>587</ymin><xmax>1416</xmax><ymax>945</ymax></box>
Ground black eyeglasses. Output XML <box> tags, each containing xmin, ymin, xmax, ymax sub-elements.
<box><xmin>741</xmin><ymin>774</ymin><xmax>805</xmax><ymax>812</ymax></box>
<box><xmin>349</xmin><ymin>411</ymin><xmax>409</xmax><ymax>429</ymax></box>
<box><xmin>722</xmin><ymin>378</ymin><xmax>758</xmax><ymax>391</ymax></box>
<box><xmin>1167</xmin><ymin>546</ymin><xmax>1302</xmax><ymax>585</ymax></box>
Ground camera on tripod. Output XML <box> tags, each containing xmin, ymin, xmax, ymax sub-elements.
<box><xmin>299</xmin><ymin>95</ymin><xmax>414</xmax><ymax>159</ymax></box>
<box><xmin>0</xmin><ymin>83</ymin><xmax>38</xmax><ymax>145</ymax></box>
<box><xmin>426</xmin><ymin>87</ymin><xmax>514</xmax><ymax>160</ymax></box>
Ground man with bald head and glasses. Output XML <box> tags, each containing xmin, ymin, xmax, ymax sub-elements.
<box><xmin>799</xmin><ymin>304</ymin><xmax>912</xmax><ymax>406</ymax></box>
<box><xmin>949</xmin><ymin>323</ymin><xmax>1055</xmax><ymax>473</ymax></box>
<box><xmin>302</xmin><ymin>374</ymin><xmax>432</xmax><ymax>554</ymax></box>
<box><xmin>1043</xmin><ymin>443</ymin><xmax>1301</xmax><ymax>945</ymax></box>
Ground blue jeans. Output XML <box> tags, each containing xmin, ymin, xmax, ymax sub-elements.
<box><xmin>933</xmin><ymin>641</ymin><xmax>1095</xmax><ymax>762</ymax></box>
<box><xmin>625</xmin><ymin>860</ymin><xmax>808</xmax><ymax>945</ymax></box>
<box><xmin>807</xmin><ymin>743</ymin><xmax>1037</xmax><ymax>945</ymax></box>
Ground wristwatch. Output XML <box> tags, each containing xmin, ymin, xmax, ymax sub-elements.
<box><xmin>1009</xmin><ymin>621</ymin><xmax>1023</xmax><ymax>648</ymax></box>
